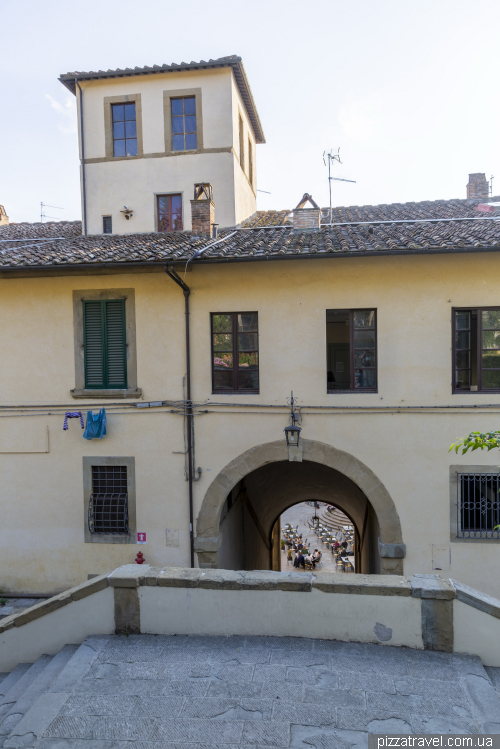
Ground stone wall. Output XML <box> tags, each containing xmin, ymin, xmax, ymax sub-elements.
<box><xmin>2</xmin><ymin>565</ymin><xmax>500</xmax><ymax>671</ymax></box>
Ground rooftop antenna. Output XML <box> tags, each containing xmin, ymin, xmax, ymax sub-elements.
<box><xmin>40</xmin><ymin>202</ymin><xmax>64</xmax><ymax>222</ymax></box>
<box><xmin>323</xmin><ymin>149</ymin><xmax>356</xmax><ymax>224</ymax></box>
<box><xmin>490</xmin><ymin>175</ymin><xmax>495</xmax><ymax>197</ymax></box>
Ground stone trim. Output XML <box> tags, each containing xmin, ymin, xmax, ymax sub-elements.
<box><xmin>451</xmin><ymin>578</ymin><xmax>500</xmax><ymax>619</ymax></box>
<box><xmin>83</xmin><ymin>456</ymin><xmax>137</xmax><ymax>544</ymax></box>
<box><xmin>163</xmin><ymin>88</ymin><xmax>204</xmax><ymax>154</ymax></box>
<box><xmin>0</xmin><ymin>573</ymin><xmax>109</xmax><ymax>633</ymax></box>
<box><xmin>72</xmin><ymin>288</ymin><xmax>138</xmax><ymax>395</ymax></box>
<box><xmin>449</xmin><ymin>464</ymin><xmax>500</xmax><ymax>543</ymax></box>
<box><xmin>103</xmin><ymin>93</ymin><xmax>144</xmax><ymax>161</ymax></box>
<box><xmin>313</xmin><ymin>572</ymin><xmax>411</xmax><ymax>597</ymax></box>
<box><xmin>84</xmin><ymin>146</ymin><xmax>234</xmax><ymax>164</ymax></box>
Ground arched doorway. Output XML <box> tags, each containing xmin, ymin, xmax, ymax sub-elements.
<box><xmin>194</xmin><ymin>439</ymin><xmax>405</xmax><ymax>575</ymax></box>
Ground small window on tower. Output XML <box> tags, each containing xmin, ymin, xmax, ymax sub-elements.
<box><xmin>103</xmin><ymin>216</ymin><xmax>112</xmax><ymax>234</ymax></box>
<box><xmin>111</xmin><ymin>103</ymin><xmax>138</xmax><ymax>157</ymax></box>
<box><xmin>171</xmin><ymin>97</ymin><xmax>197</xmax><ymax>151</ymax></box>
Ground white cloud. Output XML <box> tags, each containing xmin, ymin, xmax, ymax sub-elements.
<box><xmin>45</xmin><ymin>94</ymin><xmax>77</xmax><ymax>134</ymax></box>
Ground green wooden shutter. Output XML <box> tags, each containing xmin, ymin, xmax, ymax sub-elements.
<box><xmin>104</xmin><ymin>300</ymin><xmax>127</xmax><ymax>388</ymax></box>
<box><xmin>83</xmin><ymin>300</ymin><xmax>127</xmax><ymax>389</ymax></box>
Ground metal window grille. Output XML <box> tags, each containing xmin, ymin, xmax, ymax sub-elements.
<box><xmin>457</xmin><ymin>472</ymin><xmax>500</xmax><ymax>539</ymax></box>
<box><xmin>88</xmin><ymin>465</ymin><xmax>129</xmax><ymax>535</ymax></box>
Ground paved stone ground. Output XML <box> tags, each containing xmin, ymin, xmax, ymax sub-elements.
<box><xmin>280</xmin><ymin>504</ymin><xmax>352</xmax><ymax>573</ymax></box>
<box><xmin>7</xmin><ymin>634</ymin><xmax>500</xmax><ymax>748</ymax></box>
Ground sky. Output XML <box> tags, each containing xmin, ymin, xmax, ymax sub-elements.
<box><xmin>1</xmin><ymin>0</ymin><xmax>500</xmax><ymax>224</ymax></box>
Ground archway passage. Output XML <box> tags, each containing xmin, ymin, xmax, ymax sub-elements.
<box><xmin>195</xmin><ymin>439</ymin><xmax>405</xmax><ymax>575</ymax></box>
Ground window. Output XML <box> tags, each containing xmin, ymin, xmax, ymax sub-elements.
<box><xmin>111</xmin><ymin>103</ymin><xmax>138</xmax><ymax>157</ymax></box>
<box><xmin>171</xmin><ymin>97</ymin><xmax>197</xmax><ymax>151</ymax></box>
<box><xmin>456</xmin><ymin>472</ymin><xmax>500</xmax><ymax>538</ymax></box>
<box><xmin>248</xmin><ymin>137</ymin><xmax>253</xmax><ymax>186</ymax></box>
<box><xmin>326</xmin><ymin>309</ymin><xmax>377</xmax><ymax>392</ymax></box>
<box><xmin>88</xmin><ymin>465</ymin><xmax>129</xmax><ymax>535</ymax></box>
<box><xmin>103</xmin><ymin>216</ymin><xmax>112</xmax><ymax>234</ymax></box>
<box><xmin>212</xmin><ymin>312</ymin><xmax>259</xmax><ymax>393</ymax></box>
<box><xmin>157</xmin><ymin>194</ymin><xmax>183</xmax><ymax>232</ymax></box>
<box><xmin>454</xmin><ymin>308</ymin><xmax>500</xmax><ymax>392</ymax></box>
<box><xmin>239</xmin><ymin>115</ymin><xmax>245</xmax><ymax>170</ymax></box>
<box><xmin>83</xmin><ymin>300</ymin><xmax>127</xmax><ymax>389</ymax></box>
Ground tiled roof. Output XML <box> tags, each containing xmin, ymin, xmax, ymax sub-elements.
<box><xmin>1</xmin><ymin>200</ymin><xmax>500</xmax><ymax>270</ymax></box>
<box><xmin>59</xmin><ymin>55</ymin><xmax>265</xmax><ymax>144</ymax></box>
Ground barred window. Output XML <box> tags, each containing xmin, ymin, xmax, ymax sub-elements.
<box><xmin>457</xmin><ymin>472</ymin><xmax>500</xmax><ymax>538</ymax></box>
<box><xmin>88</xmin><ymin>465</ymin><xmax>129</xmax><ymax>535</ymax></box>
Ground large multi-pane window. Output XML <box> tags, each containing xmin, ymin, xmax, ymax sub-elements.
<box><xmin>171</xmin><ymin>97</ymin><xmax>197</xmax><ymax>151</ymax></box>
<box><xmin>456</xmin><ymin>472</ymin><xmax>500</xmax><ymax>538</ymax></box>
<box><xmin>111</xmin><ymin>103</ymin><xmax>138</xmax><ymax>157</ymax></box>
<box><xmin>212</xmin><ymin>312</ymin><xmax>259</xmax><ymax>393</ymax></box>
<box><xmin>326</xmin><ymin>309</ymin><xmax>377</xmax><ymax>392</ymax></box>
<box><xmin>157</xmin><ymin>194</ymin><xmax>183</xmax><ymax>232</ymax></box>
<box><xmin>454</xmin><ymin>308</ymin><xmax>500</xmax><ymax>392</ymax></box>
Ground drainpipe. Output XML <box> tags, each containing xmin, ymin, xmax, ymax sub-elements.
<box><xmin>164</xmin><ymin>265</ymin><xmax>195</xmax><ymax>568</ymax></box>
<box><xmin>75</xmin><ymin>79</ymin><xmax>87</xmax><ymax>236</ymax></box>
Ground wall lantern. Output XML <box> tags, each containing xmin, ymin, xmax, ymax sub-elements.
<box><xmin>284</xmin><ymin>391</ymin><xmax>302</xmax><ymax>447</ymax></box>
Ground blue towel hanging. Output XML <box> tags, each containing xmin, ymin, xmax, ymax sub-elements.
<box><xmin>83</xmin><ymin>408</ymin><xmax>107</xmax><ymax>440</ymax></box>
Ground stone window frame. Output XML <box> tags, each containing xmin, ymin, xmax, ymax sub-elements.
<box><xmin>450</xmin><ymin>464</ymin><xmax>500</xmax><ymax>543</ymax></box>
<box><xmin>104</xmin><ymin>94</ymin><xmax>144</xmax><ymax>161</ymax></box>
<box><xmin>83</xmin><ymin>456</ymin><xmax>136</xmax><ymax>544</ymax></box>
<box><xmin>163</xmin><ymin>88</ymin><xmax>204</xmax><ymax>154</ymax></box>
<box><xmin>71</xmin><ymin>288</ymin><xmax>141</xmax><ymax>399</ymax></box>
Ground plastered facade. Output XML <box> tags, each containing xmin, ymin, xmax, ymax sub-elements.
<box><xmin>76</xmin><ymin>67</ymin><xmax>257</xmax><ymax>234</ymax></box>
<box><xmin>1</xmin><ymin>252</ymin><xmax>500</xmax><ymax>595</ymax></box>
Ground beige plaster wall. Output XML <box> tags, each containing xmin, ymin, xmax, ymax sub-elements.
<box><xmin>454</xmin><ymin>599</ymin><xmax>500</xmax><ymax>667</ymax></box>
<box><xmin>139</xmin><ymin>586</ymin><xmax>423</xmax><ymax>648</ymax></box>
<box><xmin>0</xmin><ymin>587</ymin><xmax>114</xmax><ymax>672</ymax></box>
<box><xmin>1</xmin><ymin>252</ymin><xmax>500</xmax><ymax>595</ymax></box>
<box><xmin>77</xmin><ymin>68</ymin><xmax>257</xmax><ymax>233</ymax></box>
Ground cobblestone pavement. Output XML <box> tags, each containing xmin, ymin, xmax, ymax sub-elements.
<box><xmin>16</xmin><ymin>634</ymin><xmax>500</xmax><ymax>748</ymax></box>
<box><xmin>280</xmin><ymin>504</ymin><xmax>351</xmax><ymax>573</ymax></box>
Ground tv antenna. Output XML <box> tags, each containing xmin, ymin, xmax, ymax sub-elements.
<box><xmin>40</xmin><ymin>202</ymin><xmax>64</xmax><ymax>222</ymax></box>
<box><xmin>323</xmin><ymin>148</ymin><xmax>356</xmax><ymax>224</ymax></box>
<box><xmin>490</xmin><ymin>175</ymin><xmax>495</xmax><ymax>197</ymax></box>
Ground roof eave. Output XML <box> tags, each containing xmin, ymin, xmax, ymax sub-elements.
<box><xmin>58</xmin><ymin>56</ymin><xmax>265</xmax><ymax>143</ymax></box>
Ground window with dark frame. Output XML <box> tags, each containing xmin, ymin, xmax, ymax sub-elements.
<box><xmin>248</xmin><ymin>137</ymin><xmax>253</xmax><ymax>186</ymax></box>
<box><xmin>88</xmin><ymin>465</ymin><xmax>129</xmax><ymax>535</ymax></box>
<box><xmin>212</xmin><ymin>312</ymin><xmax>259</xmax><ymax>393</ymax></box>
<box><xmin>102</xmin><ymin>216</ymin><xmax>112</xmax><ymax>234</ymax></box>
<box><xmin>326</xmin><ymin>309</ymin><xmax>377</xmax><ymax>392</ymax></box>
<box><xmin>83</xmin><ymin>299</ymin><xmax>127</xmax><ymax>389</ymax></box>
<box><xmin>111</xmin><ymin>103</ymin><xmax>138</xmax><ymax>157</ymax></box>
<box><xmin>456</xmin><ymin>472</ymin><xmax>500</xmax><ymax>538</ymax></box>
<box><xmin>171</xmin><ymin>97</ymin><xmax>197</xmax><ymax>151</ymax></box>
<box><xmin>157</xmin><ymin>194</ymin><xmax>183</xmax><ymax>232</ymax></box>
<box><xmin>238</xmin><ymin>115</ymin><xmax>245</xmax><ymax>170</ymax></box>
<box><xmin>454</xmin><ymin>308</ymin><xmax>500</xmax><ymax>392</ymax></box>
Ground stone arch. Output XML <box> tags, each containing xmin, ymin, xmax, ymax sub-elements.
<box><xmin>194</xmin><ymin>439</ymin><xmax>405</xmax><ymax>574</ymax></box>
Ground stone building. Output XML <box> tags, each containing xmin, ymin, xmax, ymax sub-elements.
<box><xmin>1</xmin><ymin>56</ymin><xmax>500</xmax><ymax>598</ymax></box>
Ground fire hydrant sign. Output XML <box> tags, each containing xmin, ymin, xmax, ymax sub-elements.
<box><xmin>137</xmin><ymin>532</ymin><xmax>147</xmax><ymax>544</ymax></box>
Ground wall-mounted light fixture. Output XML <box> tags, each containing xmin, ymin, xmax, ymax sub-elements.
<box><xmin>284</xmin><ymin>391</ymin><xmax>302</xmax><ymax>447</ymax></box>
<box><xmin>120</xmin><ymin>205</ymin><xmax>134</xmax><ymax>220</ymax></box>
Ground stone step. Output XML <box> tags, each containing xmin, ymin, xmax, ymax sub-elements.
<box><xmin>485</xmin><ymin>667</ymin><xmax>500</xmax><ymax>699</ymax></box>
<box><xmin>0</xmin><ymin>658</ymin><xmax>52</xmax><ymax>723</ymax></box>
<box><xmin>0</xmin><ymin>646</ymin><xmax>78</xmax><ymax>746</ymax></box>
<box><xmin>2</xmin><ymin>641</ymin><xmax>104</xmax><ymax>749</ymax></box>
<box><xmin>0</xmin><ymin>668</ymin><xmax>30</xmax><ymax>702</ymax></box>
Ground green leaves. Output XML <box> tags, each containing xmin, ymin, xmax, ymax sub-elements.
<box><xmin>449</xmin><ymin>430</ymin><xmax>500</xmax><ymax>454</ymax></box>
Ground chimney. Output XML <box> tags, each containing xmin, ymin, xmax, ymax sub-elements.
<box><xmin>0</xmin><ymin>205</ymin><xmax>9</xmax><ymax>226</ymax></box>
<box><xmin>466</xmin><ymin>173</ymin><xmax>489</xmax><ymax>201</ymax></box>
<box><xmin>293</xmin><ymin>193</ymin><xmax>321</xmax><ymax>230</ymax></box>
<box><xmin>191</xmin><ymin>183</ymin><xmax>215</xmax><ymax>236</ymax></box>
